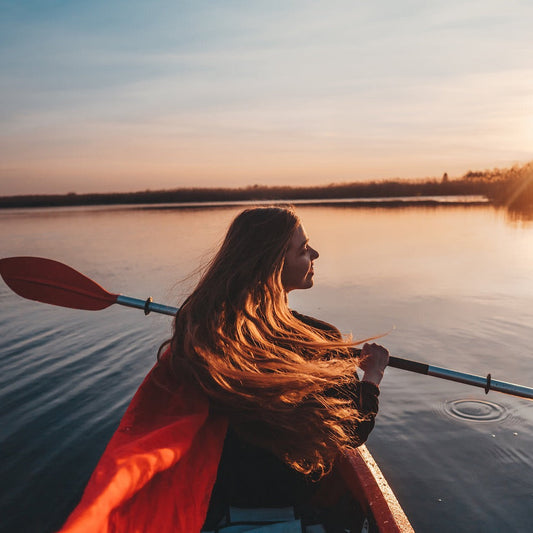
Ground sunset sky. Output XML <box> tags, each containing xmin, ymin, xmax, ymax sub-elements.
<box><xmin>1</xmin><ymin>0</ymin><xmax>532</xmax><ymax>195</ymax></box>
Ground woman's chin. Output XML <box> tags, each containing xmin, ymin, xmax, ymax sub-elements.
<box><xmin>303</xmin><ymin>276</ymin><xmax>314</xmax><ymax>289</ymax></box>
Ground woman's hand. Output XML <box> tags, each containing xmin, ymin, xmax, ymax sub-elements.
<box><xmin>358</xmin><ymin>342</ymin><xmax>389</xmax><ymax>386</ymax></box>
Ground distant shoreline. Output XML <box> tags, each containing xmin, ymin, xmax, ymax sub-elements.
<box><xmin>0</xmin><ymin>181</ymin><xmax>494</xmax><ymax>209</ymax></box>
<box><xmin>138</xmin><ymin>196</ymin><xmax>490</xmax><ymax>210</ymax></box>
<box><xmin>1</xmin><ymin>161</ymin><xmax>531</xmax><ymax>210</ymax></box>
<box><xmin>0</xmin><ymin>195</ymin><xmax>491</xmax><ymax>211</ymax></box>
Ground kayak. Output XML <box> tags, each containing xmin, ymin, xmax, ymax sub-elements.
<box><xmin>342</xmin><ymin>444</ymin><xmax>414</xmax><ymax>533</ymax></box>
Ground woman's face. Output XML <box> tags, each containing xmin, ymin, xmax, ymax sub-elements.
<box><xmin>281</xmin><ymin>224</ymin><xmax>319</xmax><ymax>292</ymax></box>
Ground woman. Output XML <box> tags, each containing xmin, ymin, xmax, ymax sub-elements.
<box><xmin>165</xmin><ymin>206</ymin><xmax>389</xmax><ymax>532</ymax></box>
<box><xmin>58</xmin><ymin>205</ymin><xmax>388</xmax><ymax>533</ymax></box>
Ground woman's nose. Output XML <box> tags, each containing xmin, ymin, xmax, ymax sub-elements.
<box><xmin>310</xmin><ymin>247</ymin><xmax>319</xmax><ymax>260</ymax></box>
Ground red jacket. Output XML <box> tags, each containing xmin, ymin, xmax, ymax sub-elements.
<box><xmin>58</xmin><ymin>350</ymin><xmax>228</xmax><ymax>533</ymax></box>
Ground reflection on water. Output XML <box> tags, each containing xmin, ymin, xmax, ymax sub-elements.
<box><xmin>1</xmin><ymin>203</ymin><xmax>533</xmax><ymax>532</ymax></box>
<box><xmin>502</xmin><ymin>204</ymin><xmax>533</xmax><ymax>225</ymax></box>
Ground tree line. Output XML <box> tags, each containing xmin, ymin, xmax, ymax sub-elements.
<box><xmin>1</xmin><ymin>161</ymin><xmax>531</xmax><ymax>210</ymax></box>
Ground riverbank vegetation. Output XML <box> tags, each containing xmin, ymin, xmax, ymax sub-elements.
<box><xmin>1</xmin><ymin>160</ymin><xmax>532</xmax><ymax>210</ymax></box>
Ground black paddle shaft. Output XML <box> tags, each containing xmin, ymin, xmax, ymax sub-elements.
<box><xmin>351</xmin><ymin>349</ymin><xmax>428</xmax><ymax>375</ymax></box>
<box><xmin>388</xmin><ymin>356</ymin><xmax>429</xmax><ymax>374</ymax></box>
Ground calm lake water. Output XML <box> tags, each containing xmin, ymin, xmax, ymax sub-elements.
<box><xmin>1</xmin><ymin>202</ymin><xmax>533</xmax><ymax>533</ymax></box>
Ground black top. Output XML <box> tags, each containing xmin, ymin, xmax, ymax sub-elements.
<box><xmin>202</xmin><ymin>312</ymin><xmax>380</xmax><ymax>528</ymax></box>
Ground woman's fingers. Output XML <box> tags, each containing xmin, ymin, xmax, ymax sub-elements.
<box><xmin>359</xmin><ymin>343</ymin><xmax>389</xmax><ymax>386</ymax></box>
<box><xmin>360</xmin><ymin>343</ymin><xmax>389</xmax><ymax>369</ymax></box>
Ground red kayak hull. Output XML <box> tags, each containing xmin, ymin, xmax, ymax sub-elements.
<box><xmin>342</xmin><ymin>445</ymin><xmax>414</xmax><ymax>533</ymax></box>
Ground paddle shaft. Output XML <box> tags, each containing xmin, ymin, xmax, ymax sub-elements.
<box><xmin>116</xmin><ymin>295</ymin><xmax>178</xmax><ymax>317</ymax></box>
<box><xmin>388</xmin><ymin>356</ymin><xmax>533</xmax><ymax>400</ymax></box>
<box><xmin>2</xmin><ymin>256</ymin><xmax>532</xmax><ymax>400</ymax></box>
<box><xmin>127</xmin><ymin>297</ymin><xmax>533</xmax><ymax>400</ymax></box>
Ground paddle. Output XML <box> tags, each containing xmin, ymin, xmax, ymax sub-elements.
<box><xmin>1</xmin><ymin>256</ymin><xmax>532</xmax><ymax>400</ymax></box>
<box><xmin>0</xmin><ymin>256</ymin><xmax>177</xmax><ymax>316</ymax></box>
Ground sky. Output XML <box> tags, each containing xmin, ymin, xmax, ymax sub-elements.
<box><xmin>1</xmin><ymin>0</ymin><xmax>532</xmax><ymax>195</ymax></box>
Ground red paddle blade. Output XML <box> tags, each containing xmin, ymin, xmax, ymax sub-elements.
<box><xmin>0</xmin><ymin>256</ymin><xmax>118</xmax><ymax>311</ymax></box>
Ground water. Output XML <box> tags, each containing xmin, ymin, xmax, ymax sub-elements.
<box><xmin>1</xmin><ymin>203</ymin><xmax>533</xmax><ymax>532</ymax></box>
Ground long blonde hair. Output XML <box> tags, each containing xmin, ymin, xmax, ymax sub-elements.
<box><xmin>165</xmin><ymin>206</ymin><xmax>363</xmax><ymax>477</ymax></box>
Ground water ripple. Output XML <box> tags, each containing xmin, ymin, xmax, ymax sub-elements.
<box><xmin>443</xmin><ymin>399</ymin><xmax>508</xmax><ymax>422</ymax></box>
